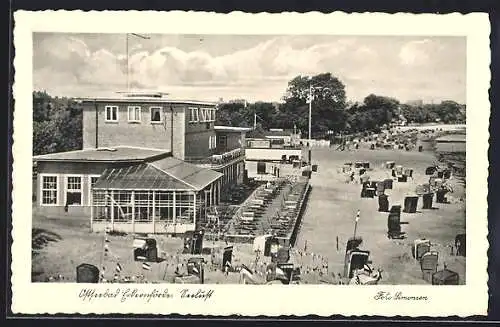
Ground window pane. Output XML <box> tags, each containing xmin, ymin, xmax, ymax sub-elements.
<box><xmin>257</xmin><ymin>162</ymin><xmax>266</xmax><ymax>174</ymax></box>
<box><xmin>42</xmin><ymin>190</ymin><xmax>57</xmax><ymax>204</ymax></box>
<box><xmin>112</xmin><ymin>107</ymin><xmax>117</xmax><ymax>121</ymax></box>
<box><xmin>42</xmin><ymin>176</ymin><xmax>57</xmax><ymax>189</ymax></box>
<box><xmin>91</xmin><ymin>177</ymin><xmax>99</xmax><ymax>186</ymax></box>
<box><xmin>151</xmin><ymin>108</ymin><xmax>161</xmax><ymax>122</ymax></box>
<box><xmin>66</xmin><ymin>192</ymin><xmax>82</xmax><ymax>205</ymax></box>
<box><xmin>67</xmin><ymin>176</ymin><xmax>81</xmax><ymax>190</ymax></box>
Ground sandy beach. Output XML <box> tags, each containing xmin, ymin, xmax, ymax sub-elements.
<box><xmin>32</xmin><ymin>143</ymin><xmax>466</xmax><ymax>285</ymax></box>
<box><xmin>294</xmin><ymin>147</ymin><xmax>465</xmax><ymax>284</ymax></box>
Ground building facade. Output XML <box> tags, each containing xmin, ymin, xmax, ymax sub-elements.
<box><xmin>34</xmin><ymin>147</ymin><xmax>171</xmax><ymax>217</ymax></box>
<box><xmin>244</xmin><ymin>138</ymin><xmax>307</xmax><ymax>181</ymax></box>
<box><xmin>80</xmin><ymin>92</ymin><xmax>246</xmax><ymax>191</ymax></box>
<box><xmin>81</xmin><ymin>92</ymin><xmax>217</xmax><ymax>160</ymax></box>
<box><xmin>33</xmin><ymin>146</ymin><xmax>224</xmax><ymax>235</ymax></box>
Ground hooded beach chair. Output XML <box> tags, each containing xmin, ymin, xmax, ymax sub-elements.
<box><xmin>344</xmin><ymin>249</ymin><xmax>370</xmax><ymax>279</ymax></box>
<box><xmin>387</xmin><ymin>209</ymin><xmax>408</xmax><ymax>239</ymax></box>
<box><xmin>432</xmin><ymin>268</ymin><xmax>459</xmax><ymax>285</ymax></box>
<box><xmin>412</xmin><ymin>239</ymin><xmax>431</xmax><ymax>260</ymax></box>
<box><xmin>420</xmin><ymin>251</ymin><xmax>439</xmax><ymax>282</ymax></box>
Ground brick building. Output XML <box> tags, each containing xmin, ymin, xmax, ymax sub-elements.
<box><xmin>33</xmin><ymin>92</ymin><xmax>248</xmax><ymax>234</ymax></box>
<box><xmin>81</xmin><ymin>92</ymin><xmax>217</xmax><ymax>160</ymax></box>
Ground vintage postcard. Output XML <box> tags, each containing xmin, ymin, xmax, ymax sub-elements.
<box><xmin>12</xmin><ymin>11</ymin><xmax>490</xmax><ymax>316</ymax></box>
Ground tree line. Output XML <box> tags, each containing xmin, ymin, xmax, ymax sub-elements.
<box><xmin>216</xmin><ymin>73</ymin><xmax>466</xmax><ymax>138</ymax></box>
<box><xmin>33</xmin><ymin>72</ymin><xmax>465</xmax><ymax>155</ymax></box>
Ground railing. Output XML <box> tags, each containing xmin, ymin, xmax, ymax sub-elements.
<box><xmin>246</xmin><ymin>143</ymin><xmax>303</xmax><ymax>150</ymax></box>
<box><xmin>186</xmin><ymin>148</ymin><xmax>245</xmax><ymax>168</ymax></box>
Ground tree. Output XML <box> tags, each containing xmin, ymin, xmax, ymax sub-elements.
<box><xmin>215</xmin><ymin>102</ymin><xmax>251</xmax><ymax>127</ymax></box>
<box><xmin>282</xmin><ymin>73</ymin><xmax>347</xmax><ymax>137</ymax></box>
<box><xmin>433</xmin><ymin>101</ymin><xmax>465</xmax><ymax>123</ymax></box>
<box><xmin>345</xmin><ymin>94</ymin><xmax>399</xmax><ymax>133</ymax></box>
<box><xmin>32</xmin><ymin>91</ymin><xmax>82</xmax><ymax>155</ymax></box>
<box><xmin>399</xmin><ymin>101</ymin><xmax>465</xmax><ymax>125</ymax></box>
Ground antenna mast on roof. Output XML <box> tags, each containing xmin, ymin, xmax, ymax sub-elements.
<box><xmin>126</xmin><ymin>33</ymin><xmax>150</xmax><ymax>91</ymax></box>
<box><xmin>254</xmin><ymin>112</ymin><xmax>264</xmax><ymax>130</ymax></box>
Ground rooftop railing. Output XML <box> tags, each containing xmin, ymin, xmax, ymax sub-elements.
<box><xmin>245</xmin><ymin>143</ymin><xmax>304</xmax><ymax>149</ymax></box>
<box><xmin>186</xmin><ymin>148</ymin><xmax>245</xmax><ymax>168</ymax></box>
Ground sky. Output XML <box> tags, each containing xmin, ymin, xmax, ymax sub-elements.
<box><xmin>33</xmin><ymin>33</ymin><xmax>466</xmax><ymax>104</ymax></box>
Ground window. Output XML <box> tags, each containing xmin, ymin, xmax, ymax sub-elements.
<box><xmin>88</xmin><ymin>175</ymin><xmax>101</xmax><ymax>205</ymax></box>
<box><xmin>257</xmin><ymin>162</ymin><xmax>266</xmax><ymax>174</ymax></box>
<box><xmin>41</xmin><ymin>175</ymin><xmax>58</xmax><ymax>205</ymax></box>
<box><xmin>127</xmin><ymin>106</ymin><xmax>141</xmax><ymax>122</ymax></box>
<box><xmin>112</xmin><ymin>191</ymin><xmax>133</xmax><ymax>221</ymax></box>
<box><xmin>218</xmin><ymin>135</ymin><xmax>227</xmax><ymax>149</ymax></box>
<box><xmin>155</xmin><ymin>191</ymin><xmax>174</xmax><ymax>222</ymax></box>
<box><xmin>209</xmin><ymin>135</ymin><xmax>217</xmax><ymax>150</ymax></box>
<box><xmin>65</xmin><ymin>176</ymin><xmax>82</xmax><ymax>206</ymax></box>
<box><xmin>134</xmin><ymin>191</ymin><xmax>154</xmax><ymax>222</ymax></box>
<box><xmin>150</xmin><ymin>107</ymin><xmax>162</xmax><ymax>123</ymax></box>
<box><xmin>189</xmin><ymin>107</ymin><xmax>199</xmax><ymax>123</ymax></box>
<box><xmin>175</xmin><ymin>192</ymin><xmax>195</xmax><ymax>224</ymax></box>
<box><xmin>199</xmin><ymin>108</ymin><xmax>216</xmax><ymax>122</ymax></box>
<box><xmin>105</xmin><ymin>106</ymin><xmax>119</xmax><ymax>122</ymax></box>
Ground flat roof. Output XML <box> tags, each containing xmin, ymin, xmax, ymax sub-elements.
<box><xmin>33</xmin><ymin>146</ymin><xmax>170</xmax><ymax>163</ymax></box>
<box><xmin>94</xmin><ymin>157</ymin><xmax>223</xmax><ymax>191</ymax></box>
<box><xmin>78</xmin><ymin>96</ymin><xmax>216</xmax><ymax>106</ymax></box>
<box><xmin>214</xmin><ymin>126</ymin><xmax>252</xmax><ymax>132</ymax></box>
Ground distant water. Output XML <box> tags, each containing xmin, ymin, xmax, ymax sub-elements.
<box><xmin>435</xmin><ymin>133</ymin><xmax>466</xmax><ymax>153</ymax></box>
<box><xmin>397</xmin><ymin>123</ymin><xmax>466</xmax><ymax>132</ymax></box>
<box><xmin>435</xmin><ymin>142</ymin><xmax>466</xmax><ymax>153</ymax></box>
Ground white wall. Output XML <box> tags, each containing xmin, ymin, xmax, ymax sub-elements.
<box><xmin>245</xmin><ymin>148</ymin><xmax>303</xmax><ymax>161</ymax></box>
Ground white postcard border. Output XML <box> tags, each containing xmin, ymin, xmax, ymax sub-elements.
<box><xmin>12</xmin><ymin>11</ymin><xmax>490</xmax><ymax>316</ymax></box>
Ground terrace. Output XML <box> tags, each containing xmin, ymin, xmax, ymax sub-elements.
<box><xmin>185</xmin><ymin>148</ymin><xmax>245</xmax><ymax>169</ymax></box>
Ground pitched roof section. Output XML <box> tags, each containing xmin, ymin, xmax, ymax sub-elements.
<box><xmin>33</xmin><ymin>146</ymin><xmax>170</xmax><ymax>163</ymax></box>
<box><xmin>152</xmin><ymin>157</ymin><xmax>223</xmax><ymax>190</ymax></box>
<box><xmin>93</xmin><ymin>163</ymin><xmax>192</xmax><ymax>190</ymax></box>
<box><xmin>93</xmin><ymin>157</ymin><xmax>223</xmax><ymax>191</ymax></box>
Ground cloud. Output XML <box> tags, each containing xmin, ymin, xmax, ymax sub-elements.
<box><xmin>34</xmin><ymin>35</ymin><xmax>359</xmax><ymax>91</ymax></box>
<box><xmin>399</xmin><ymin>39</ymin><xmax>438</xmax><ymax>66</ymax></box>
<box><xmin>33</xmin><ymin>34</ymin><xmax>465</xmax><ymax>103</ymax></box>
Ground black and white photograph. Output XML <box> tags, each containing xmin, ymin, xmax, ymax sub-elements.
<box><xmin>11</xmin><ymin>11</ymin><xmax>489</xmax><ymax>316</ymax></box>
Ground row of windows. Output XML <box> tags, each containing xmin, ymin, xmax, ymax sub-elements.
<box><xmin>188</xmin><ymin>107</ymin><xmax>216</xmax><ymax>123</ymax></box>
<box><xmin>104</xmin><ymin>106</ymin><xmax>217</xmax><ymax>124</ymax></box>
<box><xmin>41</xmin><ymin>175</ymin><xmax>100</xmax><ymax>206</ymax></box>
<box><xmin>105</xmin><ymin>106</ymin><xmax>164</xmax><ymax>123</ymax></box>
<box><xmin>41</xmin><ymin>175</ymin><xmax>205</xmax><ymax>207</ymax></box>
<box><xmin>92</xmin><ymin>190</ymin><xmax>198</xmax><ymax>223</ymax></box>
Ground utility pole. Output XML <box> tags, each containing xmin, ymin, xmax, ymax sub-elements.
<box><xmin>309</xmin><ymin>83</ymin><xmax>313</xmax><ymax>146</ymax></box>
<box><xmin>308</xmin><ymin>83</ymin><xmax>313</xmax><ymax>165</ymax></box>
